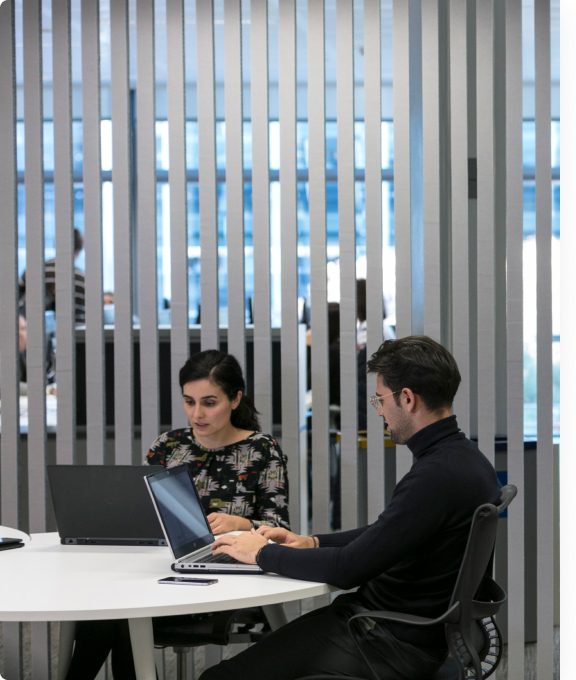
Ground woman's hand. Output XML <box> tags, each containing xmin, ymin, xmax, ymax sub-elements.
<box><xmin>256</xmin><ymin>526</ymin><xmax>315</xmax><ymax>549</ymax></box>
<box><xmin>207</xmin><ymin>512</ymin><xmax>252</xmax><ymax>535</ymax></box>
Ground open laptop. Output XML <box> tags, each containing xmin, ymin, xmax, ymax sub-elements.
<box><xmin>47</xmin><ymin>465</ymin><xmax>167</xmax><ymax>546</ymax></box>
<box><xmin>144</xmin><ymin>464</ymin><xmax>263</xmax><ymax>574</ymax></box>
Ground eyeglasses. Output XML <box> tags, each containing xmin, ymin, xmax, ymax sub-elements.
<box><xmin>369</xmin><ymin>390</ymin><xmax>403</xmax><ymax>411</ymax></box>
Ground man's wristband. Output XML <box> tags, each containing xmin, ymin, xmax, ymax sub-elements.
<box><xmin>255</xmin><ymin>545</ymin><xmax>266</xmax><ymax>565</ymax></box>
<box><xmin>309</xmin><ymin>535</ymin><xmax>319</xmax><ymax>548</ymax></box>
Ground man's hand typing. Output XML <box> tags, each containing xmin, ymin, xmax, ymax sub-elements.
<box><xmin>256</xmin><ymin>526</ymin><xmax>315</xmax><ymax>550</ymax></box>
<box><xmin>211</xmin><ymin>529</ymin><xmax>268</xmax><ymax>564</ymax></box>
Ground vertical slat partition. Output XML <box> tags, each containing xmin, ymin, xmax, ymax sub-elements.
<box><xmin>421</xmin><ymin>0</ymin><xmax>441</xmax><ymax>342</ymax></box>
<box><xmin>23</xmin><ymin>0</ymin><xmax>49</xmax><ymax>673</ymax></box>
<box><xmin>251</xmin><ymin>0</ymin><xmax>273</xmax><ymax>431</ymax></box>
<box><xmin>449</xmin><ymin>0</ymin><xmax>470</xmax><ymax>436</ymax></box>
<box><xmin>336</xmin><ymin>0</ymin><xmax>358</xmax><ymax>531</ymax></box>
<box><xmin>137</xmin><ymin>0</ymin><xmax>160</xmax><ymax>450</ymax></box>
<box><xmin>167</xmin><ymin>0</ymin><xmax>189</xmax><ymax>427</ymax></box>
<box><xmin>364</xmin><ymin>0</ymin><xmax>384</xmax><ymax>522</ymax></box>
<box><xmin>196</xmin><ymin>0</ymin><xmax>219</xmax><ymax>351</ymax></box>
<box><xmin>505</xmin><ymin>0</ymin><xmax>525</xmax><ymax>676</ymax></box>
<box><xmin>0</xmin><ymin>2</ymin><xmax>22</xmax><ymax>674</ymax></box>
<box><xmin>279</xmin><ymin>0</ymin><xmax>303</xmax><ymax>533</ymax></box>
<box><xmin>535</xmin><ymin>0</ymin><xmax>554</xmax><ymax>675</ymax></box>
<box><xmin>53</xmin><ymin>0</ymin><xmax>76</xmax><ymax>466</ymax></box>
<box><xmin>308</xmin><ymin>0</ymin><xmax>330</xmax><ymax>535</ymax></box>
<box><xmin>110</xmin><ymin>0</ymin><xmax>134</xmax><ymax>464</ymax></box>
<box><xmin>23</xmin><ymin>0</ymin><xmax>46</xmax><ymax>535</ymax></box>
<box><xmin>475</xmin><ymin>0</ymin><xmax>495</xmax><ymax>466</ymax></box>
<box><xmin>82</xmin><ymin>0</ymin><xmax>106</xmax><ymax>464</ymax></box>
<box><xmin>393</xmin><ymin>0</ymin><xmax>413</xmax><ymax>482</ymax></box>
<box><xmin>225</xmin><ymin>0</ymin><xmax>246</xmax><ymax>373</ymax></box>
<box><xmin>0</xmin><ymin>0</ymin><xmax>20</xmax><ymax>545</ymax></box>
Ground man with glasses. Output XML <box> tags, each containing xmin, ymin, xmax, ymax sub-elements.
<box><xmin>203</xmin><ymin>336</ymin><xmax>500</xmax><ymax>680</ymax></box>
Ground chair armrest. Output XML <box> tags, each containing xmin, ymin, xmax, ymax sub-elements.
<box><xmin>496</xmin><ymin>485</ymin><xmax>517</xmax><ymax>513</ymax></box>
<box><xmin>349</xmin><ymin>602</ymin><xmax>461</xmax><ymax>628</ymax></box>
<box><xmin>471</xmin><ymin>575</ymin><xmax>507</xmax><ymax>619</ymax></box>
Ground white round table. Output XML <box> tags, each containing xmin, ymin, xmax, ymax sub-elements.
<box><xmin>0</xmin><ymin>532</ymin><xmax>333</xmax><ymax>679</ymax></box>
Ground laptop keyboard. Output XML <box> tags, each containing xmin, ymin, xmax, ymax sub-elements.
<box><xmin>199</xmin><ymin>552</ymin><xmax>242</xmax><ymax>565</ymax></box>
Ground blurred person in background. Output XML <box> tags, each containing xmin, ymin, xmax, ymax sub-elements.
<box><xmin>19</xmin><ymin>228</ymin><xmax>86</xmax><ymax>323</ymax></box>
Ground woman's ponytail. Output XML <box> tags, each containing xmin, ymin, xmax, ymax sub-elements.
<box><xmin>231</xmin><ymin>394</ymin><xmax>261</xmax><ymax>431</ymax></box>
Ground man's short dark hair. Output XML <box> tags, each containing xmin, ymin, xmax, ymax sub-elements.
<box><xmin>366</xmin><ymin>335</ymin><xmax>461</xmax><ymax>412</ymax></box>
<box><xmin>74</xmin><ymin>228</ymin><xmax>84</xmax><ymax>253</ymax></box>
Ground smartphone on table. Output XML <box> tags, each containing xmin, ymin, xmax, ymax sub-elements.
<box><xmin>158</xmin><ymin>576</ymin><xmax>218</xmax><ymax>586</ymax></box>
<box><xmin>0</xmin><ymin>537</ymin><xmax>24</xmax><ymax>551</ymax></box>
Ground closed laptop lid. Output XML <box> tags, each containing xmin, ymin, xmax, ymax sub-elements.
<box><xmin>145</xmin><ymin>464</ymin><xmax>214</xmax><ymax>560</ymax></box>
<box><xmin>47</xmin><ymin>465</ymin><xmax>165</xmax><ymax>542</ymax></box>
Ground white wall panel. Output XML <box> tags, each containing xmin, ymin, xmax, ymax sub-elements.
<box><xmin>168</xmin><ymin>0</ymin><xmax>189</xmax><ymax>428</ymax></box>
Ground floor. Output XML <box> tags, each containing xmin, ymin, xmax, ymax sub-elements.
<box><xmin>0</xmin><ymin>615</ymin><xmax>560</xmax><ymax>680</ymax></box>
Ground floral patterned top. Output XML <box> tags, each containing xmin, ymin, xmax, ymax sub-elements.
<box><xmin>145</xmin><ymin>429</ymin><xmax>290</xmax><ymax>530</ymax></box>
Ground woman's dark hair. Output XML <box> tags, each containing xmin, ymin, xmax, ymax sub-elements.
<box><xmin>366</xmin><ymin>336</ymin><xmax>461</xmax><ymax>413</ymax></box>
<box><xmin>179</xmin><ymin>350</ymin><xmax>261</xmax><ymax>431</ymax></box>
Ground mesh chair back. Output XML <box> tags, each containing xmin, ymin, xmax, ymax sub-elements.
<box><xmin>446</xmin><ymin>504</ymin><xmax>500</xmax><ymax>624</ymax></box>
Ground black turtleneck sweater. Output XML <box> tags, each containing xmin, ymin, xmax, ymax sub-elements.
<box><xmin>257</xmin><ymin>416</ymin><xmax>500</xmax><ymax>649</ymax></box>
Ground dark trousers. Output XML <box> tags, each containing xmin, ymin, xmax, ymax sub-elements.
<box><xmin>200</xmin><ymin>594</ymin><xmax>446</xmax><ymax>680</ymax></box>
<box><xmin>65</xmin><ymin>619</ymin><xmax>139</xmax><ymax>680</ymax></box>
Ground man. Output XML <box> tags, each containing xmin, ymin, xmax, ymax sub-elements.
<box><xmin>203</xmin><ymin>336</ymin><xmax>500</xmax><ymax>680</ymax></box>
<box><xmin>0</xmin><ymin>315</ymin><xmax>28</xmax><ymax>397</ymax></box>
<box><xmin>19</xmin><ymin>228</ymin><xmax>86</xmax><ymax>323</ymax></box>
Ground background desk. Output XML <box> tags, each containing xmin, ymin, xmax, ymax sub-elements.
<box><xmin>0</xmin><ymin>532</ymin><xmax>333</xmax><ymax>680</ymax></box>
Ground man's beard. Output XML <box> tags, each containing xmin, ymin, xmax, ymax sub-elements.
<box><xmin>387</xmin><ymin>412</ymin><xmax>414</xmax><ymax>446</ymax></box>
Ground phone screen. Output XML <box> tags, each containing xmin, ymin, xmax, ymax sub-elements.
<box><xmin>0</xmin><ymin>537</ymin><xmax>24</xmax><ymax>551</ymax></box>
<box><xmin>0</xmin><ymin>538</ymin><xmax>22</xmax><ymax>545</ymax></box>
<box><xmin>158</xmin><ymin>576</ymin><xmax>218</xmax><ymax>586</ymax></box>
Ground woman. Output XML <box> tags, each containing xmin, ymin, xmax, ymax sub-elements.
<box><xmin>65</xmin><ymin>350</ymin><xmax>289</xmax><ymax>680</ymax></box>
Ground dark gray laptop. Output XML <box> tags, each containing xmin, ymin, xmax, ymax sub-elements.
<box><xmin>47</xmin><ymin>465</ymin><xmax>167</xmax><ymax>546</ymax></box>
<box><xmin>145</xmin><ymin>464</ymin><xmax>263</xmax><ymax>574</ymax></box>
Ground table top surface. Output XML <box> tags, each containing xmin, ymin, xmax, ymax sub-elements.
<box><xmin>0</xmin><ymin>532</ymin><xmax>333</xmax><ymax>622</ymax></box>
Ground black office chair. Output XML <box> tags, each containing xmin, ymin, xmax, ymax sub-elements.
<box><xmin>297</xmin><ymin>484</ymin><xmax>517</xmax><ymax>680</ymax></box>
<box><xmin>153</xmin><ymin>607</ymin><xmax>273</xmax><ymax>680</ymax></box>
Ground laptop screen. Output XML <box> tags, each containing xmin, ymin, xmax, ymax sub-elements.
<box><xmin>146</xmin><ymin>465</ymin><xmax>214</xmax><ymax>560</ymax></box>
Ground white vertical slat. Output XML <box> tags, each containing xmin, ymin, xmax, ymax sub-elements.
<box><xmin>82</xmin><ymin>0</ymin><xmax>106</xmax><ymax>464</ymax></box>
<box><xmin>0</xmin><ymin>1</ymin><xmax>23</xmax><ymax>675</ymax></box>
<box><xmin>24</xmin><ymin>0</ymin><xmax>46</xmax><ymax>532</ymax></box>
<box><xmin>197</xmin><ymin>0</ymin><xmax>219</xmax><ymax>351</ymax></box>
<box><xmin>393</xmin><ymin>0</ymin><xmax>412</xmax><ymax>342</ymax></box>
<box><xmin>167</xmin><ymin>0</ymin><xmax>190</xmax><ymax>427</ymax></box>
<box><xmin>393</xmin><ymin>0</ymin><xmax>413</xmax><ymax>482</ymax></box>
<box><xmin>137</xmin><ymin>0</ymin><xmax>160</xmax><ymax>451</ymax></box>
<box><xmin>279</xmin><ymin>0</ymin><xmax>303</xmax><ymax>533</ymax></box>
<box><xmin>505</xmin><ymin>1</ymin><xmax>525</xmax><ymax>677</ymax></box>
<box><xmin>308</xmin><ymin>0</ymin><xmax>330</xmax><ymax>535</ymax></box>
<box><xmin>535</xmin><ymin>0</ymin><xmax>554</xmax><ymax>675</ymax></box>
<box><xmin>364</xmin><ymin>0</ymin><xmax>384</xmax><ymax>523</ymax></box>
<box><xmin>110</xmin><ymin>0</ymin><xmax>134</xmax><ymax>464</ymax></box>
<box><xmin>251</xmin><ymin>0</ymin><xmax>273</xmax><ymax>431</ymax></box>
<box><xmin>336</xmin><ymin>0</ymin><xmax>358</xmax><ymax>531</ymax></box>
<box><xmin>421</xmin><ymin>0</ymin><xmax>441</xmax><ymax>342</ymax></box>
<box><xmin>449</xmin><ymin>0</ymin><xmax>470</xmax><ymax>437</ymax></box>
<box><xmin>0</xmin><ymin>0</ymin><xmax>21</xmax><ymax>544</ymax></box>
<box><xmin>476</xmin><ymin>0</ymin><xmax>495</xmax><ymax>467</ymax></box>
<box><xmin>225</xmin><ymin>0</ymin><xmax>246</xmax><ymax>373</ymax></box>
<box><xmin>24</xmin><ymin>0</ymin><xmax>49</xmax><ymax>672</ymax></box>
<box><xmin>53</xmin><ymin>0</ymin><xmax>76</xmax><ymax>466</ymax></box>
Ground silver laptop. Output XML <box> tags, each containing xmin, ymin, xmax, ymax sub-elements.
<box><xmin>145</xmin><ymin>464</ymin><xmax>263</xmax><ymax>574</ymax></box>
